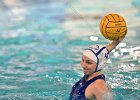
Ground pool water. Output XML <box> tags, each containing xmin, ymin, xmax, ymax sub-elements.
<box><xmin>0</xmin><ymin>0</ymin><xmax>140</xmax><ymax>100</ymax></box>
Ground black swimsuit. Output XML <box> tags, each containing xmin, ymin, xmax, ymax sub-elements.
<box><xmin>69</xmin><ymin>74</ymin><xmax>105</xmax><ymax>100</ymax></box>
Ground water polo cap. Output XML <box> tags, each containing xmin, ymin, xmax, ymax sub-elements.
<box><xmin>83</xmin><ymin>44</ymin><xmax>109</xmax><ymax>72</ymax></box>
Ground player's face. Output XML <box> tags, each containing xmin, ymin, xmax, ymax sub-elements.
<box><xmin>81</xmin><ymin>55</ymin><xmax>97</xmax><ymax>75</ymax></box>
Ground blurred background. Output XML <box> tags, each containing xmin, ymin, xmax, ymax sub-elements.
<box><xmin>0</xmin><ymin>0</ymin><xmax>140</xmax><ymax>100</ymax></box>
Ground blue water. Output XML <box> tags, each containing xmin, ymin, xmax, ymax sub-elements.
<box><xmin>0</xmin><ymin>0</ymin><xmax>140</xmax><ymax>100</ymax></box>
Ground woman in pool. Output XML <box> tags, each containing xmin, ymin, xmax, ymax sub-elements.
<box><xmin>69</xmin><ymin>37</ymin><xmax>125</xmax><ymax>100</ymax></box>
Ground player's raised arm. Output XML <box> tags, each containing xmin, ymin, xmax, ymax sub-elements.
<box><xmin>106</xmin><ymin>36</ymin><xmax>125</xmax><ymax>52</ymax></box>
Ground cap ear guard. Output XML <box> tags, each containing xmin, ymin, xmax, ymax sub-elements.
<box><xmin>88</xmin><ymin>48</ymin><xmax>99</xmax><ymax>72</ymax></box>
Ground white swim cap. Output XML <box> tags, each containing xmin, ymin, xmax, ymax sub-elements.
<box><xmin>83</xmin><ymin>49</ymin><xmax>98</xmax><ymax>63</ymax></box>
<box><xmin>83</xmin><ymin>44</ymin><xmax>109</xmax><ymax>72</ymax></box>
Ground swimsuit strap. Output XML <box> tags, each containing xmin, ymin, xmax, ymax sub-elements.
<box><xmin>79</xmin><ymin>74</ymin><xmax>105</xmax><ymax>93</ymax></box>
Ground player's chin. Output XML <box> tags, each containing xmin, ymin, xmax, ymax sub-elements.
<box><xmin>83</xmin><ymin>69</ymin><xmax>90</xmax><ymax>75</ymax></box>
